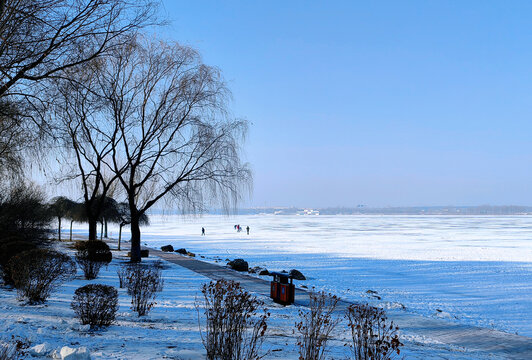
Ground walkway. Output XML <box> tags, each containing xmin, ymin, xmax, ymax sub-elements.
<box><xmin>145</xmin><ymin>246</ymin><xmax>532</xmax><ymax>360</ymax></box>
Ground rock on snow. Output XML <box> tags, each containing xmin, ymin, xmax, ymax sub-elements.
<box><xmin>59</xmin><ymin>346</ymin><xmax>91</xmax><ymax>360</ymax></box>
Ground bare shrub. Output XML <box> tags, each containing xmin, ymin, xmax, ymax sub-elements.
<box><xmin>8</xmin><ymin>249</ymin><xmax>76</xmax><ymax>304</ymax></box>
<box><xmin>198</xmin><ymin>279</ymin><xmax>269</xmax><ymax>360</ymax></box>
<box><xmin>117</xmin><ymin>263</ymin><xmax>133</xmax><ymax>288</ymax></box>
<box><xmin>296</xmin><ymin>291</ymin><xmax>340</xmax><ymax>360</ymax></box>
<box><xmin>75</xmin><ymin>240</ymin><xmax>112</xmax><ymax>280</ymax></box>
<box><xmin>0</xmin><ymin>241</ymin><xmax>36</xmax><ymax>285</ymax></box>
<box><xmin>126</xmin><ymin>263</ymin><xmax>164</xmax><ymax>316</ymax></box>
<box><xmin>71</xmin><ymin>284</ymin><xmax>119</xmax><ymax>329</ymax></box>
<box><xmin>0</xmin><ymin>342</ymin><xmax>16</xmax><ymax>360</ymax></box>
<box><xmin>346</xmin><ymin>304</ymin><xmax>402</xmax><ymax>360</ymax></box>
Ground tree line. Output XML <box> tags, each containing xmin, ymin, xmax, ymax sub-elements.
<box><xmin>0</xmin><ymin>0</ymin><xmax>251</xmax><ymax>261</ymax></box>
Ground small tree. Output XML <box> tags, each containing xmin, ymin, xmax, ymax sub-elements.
<box><xmin>8</xmin><ymin>249</ymin><xmax>76</xmax><ymax>304</ymax></box>
<box><xmin>346</xmin><ymin>304</ymin><xmax>403</xmax><ymax>360</ymax></box>
<box><xmin>198</xmin><ymin>279</ymin><xmax>269</xmax><ymax>360</ymax></box>
<box><xmin>98</xmin><ymin>196</ymin><xmax>121</xmax><ymax>240</ymax></box>
<box><xmin>48</xmin><ymin>196</ymin><xmax>77</xmax><ymax>241</ymax></box>
<box><xmin>65</xmin><ymin>201</ymin><xmax>87</xmax><ymax>242</ymax></box>
<box><xmin>296</xmin><ymin>292</ymin><xmax>340</xmax><ymax>360</ymax></box>
<box><xmin>71</xmin><ymin>284</ymin><xmax>119</xmax><ymax>329</ymax></box>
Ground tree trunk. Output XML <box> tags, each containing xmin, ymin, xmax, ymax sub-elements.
<box><xmin>118</xmin><ymin>224</ymin><xmax>123</xmax><ymax>251</ymax></box>
<box><xmin>88</xmin><ymin>217</ymin><xmax>98</xmax><ymax>241</ymax></box>
<box><xmin>130</xmin><ymin>215</ymin><xmax>141</xmax><ymax>262</ymax></box>
<box><xmin>104</xmin><ymin>218</ymin><xmax>108</xmax><ymax>238</ymax></box>
<box><xmin>57</xmin><ymin>216</ymin><xmax>62</xmax><ymax>241</ymax></box>
<box><xmin>70</xmin><ymin>220</ymin><xmax>74</xmax><ymax>241</ymax></box>
<box><xmin>100</xmin><ymin>221</ymin><xmax>104</xmax><ymax>240</ymax></box>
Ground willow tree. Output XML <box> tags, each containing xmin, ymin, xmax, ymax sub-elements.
<box><xmin>0</xmin><ymin>0</ymin><xmax>158</xmax><ymax>186</ymax></box>
<box><xmin>99</xmin><ymin>38</ymin><xmax>251</xmax><ymax>261</ymax></box>
<box><xmin>52</xmin><ymin>64</ymin><xmax>122</xmax><ymax>241</ymax></box>
<box><xmin>0</xmin><ymin>0</ymin><xmax>157</xmax><ymax>98</ymax></box>
<box><xmin>0</xmin><ymin>101</ymin><xmax>24</xmax><ymax>176</ymax></box>
<box><xmin>49</xmin><ymin>196</ymin><xmax>77</xmax><ymax>241</ymax></box>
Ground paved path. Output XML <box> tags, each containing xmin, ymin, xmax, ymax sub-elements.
<box><xmin>141</xmin><ymin>246</ymin><xmax>532</xmax><ymax>360</ymax></box>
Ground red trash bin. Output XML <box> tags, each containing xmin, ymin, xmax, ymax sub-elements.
<box><xmin>269</xmin><ymin>272</ymin><xmax>295</xmax><ymax>305</ymax></box>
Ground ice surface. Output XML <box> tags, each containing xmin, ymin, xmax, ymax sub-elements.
<box><xmin>95</xmin><ymin>214</ymin><xmax>532</xmax><ymax>336</ymax></box>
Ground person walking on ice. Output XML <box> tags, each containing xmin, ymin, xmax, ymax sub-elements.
<box><xmin>201</xmin><ymin>227</ymin><xmax>205</xmax><ymax>236</ymax></box>
<box><xmin>246</xmin><ymin>226</ymin><xmax>250</xmax><ymax>235</ymax></box>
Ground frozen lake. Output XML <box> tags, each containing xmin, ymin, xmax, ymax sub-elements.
<box><xmin>86</xmin><ymin>214</ymin><xmax>532</xmax><ymax>337</ymax></box>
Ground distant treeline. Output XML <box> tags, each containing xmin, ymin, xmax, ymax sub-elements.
<box><xmin>205</xmin><ymin>206</ymin><xmax>532</xmax><ymax>215</ymax></box>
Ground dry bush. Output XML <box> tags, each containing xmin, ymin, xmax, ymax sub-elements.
<box><xmin>198</xmin><ymin>279</ymin><xmax>269</xmax><ymax>360</ymax></box>
<box><xmin>71</xmin><ymin>284</ymin><xmax>119</xmax><ymax>329</ymax></box>
<box><xmin>75</xmin><ymin>240</ymin><xmax>112</xmax><ymax>280</ymax></box>
<box><xmin>0</xmin><ymin>241</ymin><xmax>36</xmax><ymax>285</ymax></box>
<box><xmin>0</xmin><ymin>342</ymin><xmax>16</xmax><ymax>360</ymax></box>
<box><xmin>117</xmin><ymin>263</ymin><xmax>133</xmax><ymax>288</ymax></box>
<box><xmin>8</xmin><ymin>249</ymin><xmax>76</xmax><ymax>304</ymax></box>
<box><xmin>346</xmin><ymin>304</ymin><xmax>402</xmax><ymax>360</ymax></box>
<box><xmin>296</xmin><ymin>291</ymin><xmax>340</xmax><ymax>360</ymax></box>
<box><xmin>126</xmin><ymin>263</ymin><xmax>164</xmax><ymax>316</ymax></box>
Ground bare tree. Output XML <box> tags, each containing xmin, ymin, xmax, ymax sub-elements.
<box><xmin>51</xmin><ymin>64</ymin><xmax>122</xmax><ymax>241</ymax></box>
<box><xmin>0</xmin><ymin>0</ymin><xmax>159</xmax><ymax>180</ymax></box>
<box><xmin>97</xmin><ymin>38</ymin><xmax>251</xmax><ymax>261</ymax></box>
<box><xmin>0</xmin><ymin>0</ymin><xmax>158</xmax><ymax>98</ymax></box>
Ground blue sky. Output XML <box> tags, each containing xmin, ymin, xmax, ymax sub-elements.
<box><xmin>160</xmin><ymin>1</ymin><xmax>532</xmax><ymax>207</ymax></box>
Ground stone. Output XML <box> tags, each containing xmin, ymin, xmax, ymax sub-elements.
<box><xmin>249</xmin><ymin>266</ymin><xmax>262</xmax><ymax>274</ymax></box>
<box><xmin>161</xmin><ymin>245</ymin><xmax>174</xmax><ymax>252</ymax></box>
<box><xmin>289</xmin><ymin>269</ymin><xmax>306</xmax><ymax>280</ymax></box>
<box><xmin>175</xmin><ymin>248</ymin><xmax>187</xmax><ymax>255</ymax></box>
<box><xmin>186</xmin><ymin>252</ymin><xmax>196</xmax><ymax>257</ymax></box>
<box><xmin>366</xmin><ymin>289</ymin><xmax>381</xmax><ymax>299</ymax></box>
<box><xmin>60</xmin><ymin>346</ymin><xmax>91</xmax><ymax>360</ymax></box>
<box><xmin>29</xmin><ymin>343</ymin><xmax>52</xmax><ymax>357</ymax></box>
<box><xmin>227</xmin><ymin>258</ymin><xmax>249</xmax><ymax>272</ymax></box>
<box><xmin>258</xmin><ymin>269</ymin><xmax>269</xmax><ymax>276</ymax></box>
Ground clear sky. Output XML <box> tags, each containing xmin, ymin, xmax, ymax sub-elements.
<box><xmin>159</xmin><ymin>1</ymin><xmax>532</xmax><ymax>207</ymax></box>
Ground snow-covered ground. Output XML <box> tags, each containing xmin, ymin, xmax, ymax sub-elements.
<box><xmin>96</xmin><ymin>214</ymin><xmax>532</xmax><ymax>337</ymax></box>
<box><xmin>3</xmin><ymin>214</ymin><xmax>530</xmax><ymax>359</ymax></box>
<box><xmin>1</xmin><ymin>244</ymin><xmax>343</xmax><ymax>359</ymax></box>
<box><xmin>1</xmin><ymin>240</ymin><xmax>511</xmax><ymax>359</ymax></box>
